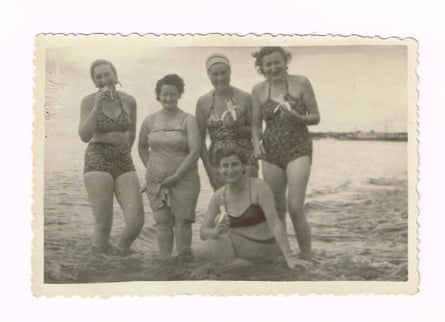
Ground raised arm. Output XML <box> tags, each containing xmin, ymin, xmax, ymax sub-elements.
<box><xmin>78</xmin><ymin>93</ymin><xmax>101</xmax><ymax>142</ymax></box>
<box><xmin>256</xmin><ymin>180</ymin><xmax>299</xmax><ymax>269</ymax></box>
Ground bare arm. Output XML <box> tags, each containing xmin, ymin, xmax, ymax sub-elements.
<box><xmin>251</xmin><ymin>84</ymin><xmax>265</xmax><ymax>157</ymax></box>
<box><xmin>195</xmin><ymin>99</ymin><xmax>213</xmax><ymax>174</ymax></box>
<box><xmin>175</xmin><ymin>115</ymin><xmax>201</xmax><ymax>177</ymax></box>
<box><xmin>256</xmin><ymin>181</ymin><xmax>295</xmax><ymax>266</ymax></box>
<box><xmin>200</xmin><ymin>193</ymin><xmax>225</xmax><ymax>240</ymax></box>
<box><xmin>138</xmin><ymin>117</ymin><xmax>150</xmax><ymax>168</ymax></box>
<box><xmin>126</xmin><ymin>95</ymin><xmax>137</xmax><ymax>148</ymax></box>
<box><xmin>78</xmin><ymin>93</ymin><xmax>101</xmax><ymax>142</ymax></box>
<box><xmin>196</xmin><ymin>98</ymin><xmax>219</xmax><ymax>189</ymax></box>
<box><xmin>301</xmin><ymin>77</ymin><xmax>320</xmax><ymax>125</ymax></box>
<box><xmin>234</xmin><ymin>94</ymin><xmax>253</xmax><ymax>139</ymax></box>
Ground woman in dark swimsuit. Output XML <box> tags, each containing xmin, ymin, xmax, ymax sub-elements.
<box><xmin>196</xmin><ymin>53</ymin><xmax>257</xmax><ymax>190</ymax></box>
<box><xmin>79</xmin><ymin>59</ymin><xmax>144</xmax><ymax>255</ymax></box>
<box><xmin>251</xmin><ymin>47</ymin><xmax>320</xmax><ymax>260</ymax></box>
<box><xmin>197</xmin><ymin>146</ymin><xmax>299</xmax><ymax>269</ymax></box>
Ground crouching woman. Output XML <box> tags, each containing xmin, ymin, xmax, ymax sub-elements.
<box><xmin>197</xmin><ymin>146</ymin><xmax>299</xmax><ymax>269</ymax></box>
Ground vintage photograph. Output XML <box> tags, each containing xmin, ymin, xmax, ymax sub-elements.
<box><xmin>33</xmin><ymin>35</ymin><xmax>417</xmax><ymax>295</ymax></box>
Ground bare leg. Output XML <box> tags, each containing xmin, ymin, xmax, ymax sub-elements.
<box><xmin>84</xmin><ymin>172</ymin><xmax>114</xmax><ymax>251</ymax></box>
<box><xmin>114</xmin><ymin>171</ymin><xmax>145</xmax><ymax>254</ymax></box>
<box><xmin>286</xmin><ymin>156</ymin><xmax>312</xmax><ymax>259</ymax></box>
<box><xmin>152</xmin><ymin>207</ymin><xmax>174</xmax><ymax>258</ymax></box>
<box><xmin>262</xmin><ymin>161</ymin><xmax>288</xmax><ymax>228</ymax></box>
<box><xmin>174</xmin><ymin>217</ymin><xmax>193</xmax><ymax>257</ymax></box>
<box><xmin>193</xmin><ymin>234</ymin><xmax>235</xmax><ymax>261</ymax></box>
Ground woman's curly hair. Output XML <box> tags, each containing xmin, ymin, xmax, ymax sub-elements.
<box><xmin>155</xmin><ymin>74</ymin><xmax>185</xmax><ymax>101</ymax></box>
<box><xmin>252</xmin><ymin>47</ymin><xmax>292</xmax><ymax>75</ymax></box>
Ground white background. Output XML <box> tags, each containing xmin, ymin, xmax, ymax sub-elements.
<box><xmin>2</xmin><ymin>0</ymin><xmax>443</xmax><ymax>321</ymax></box>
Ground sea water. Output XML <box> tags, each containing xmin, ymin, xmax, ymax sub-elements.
<box><xmin>44</xmin><ymin>132</ymin><xmax>408</xmax><ymax>282</ymax></box>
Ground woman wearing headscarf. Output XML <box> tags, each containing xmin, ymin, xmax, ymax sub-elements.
<box><xmin>196</xmin><ymin>53</ymin><xmax>258</xmax><ymax>190</ymax></box>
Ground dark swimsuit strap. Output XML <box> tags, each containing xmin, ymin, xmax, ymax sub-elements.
<box><xmin>223</xmin><ymin>178</ymin><xmax>253</xmax><ymax>214</ymax></box>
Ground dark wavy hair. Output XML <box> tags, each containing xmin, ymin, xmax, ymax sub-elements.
<box><xmin>252</xmin><ymin>47</ymin><xmax>292</xmax><ymax>75</ymax></box>
<box><xmin>90</xmin><ymin>59</ymin><xmax>118</xmax><ymax>87</ymax></box>
<box><xmin>155</xmin><ymin>74</ymin><xmax>185</xmax><ymax>101</ymax></box>
<box><xmin>214</xmin><ymin>145</ymin><xmax>248</xmax><ymax>167</ymax></box>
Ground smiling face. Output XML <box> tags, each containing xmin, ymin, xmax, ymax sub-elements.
<box><xmin>207</xmin><ymin>63</ymin><xmax>231</xmax><ymax>91</ymax></box>
<box><xmin>92</xmin><ymin>64</ymin><xmax>117</xmax><ymax>89</ymax></box>
<box><xmin>261</xmin><ymin>50</ymin><xmax>287</xmax><ymax>81</ymax></box>
<box><xmin>159</xmin><ymin>84</ymin><xmax>180</xmax><ymax>110</ymax></box>
<box><xmin>218</xmin><ymin>154</ymin><xmax>245</xmax><ymax>183</ymax></box>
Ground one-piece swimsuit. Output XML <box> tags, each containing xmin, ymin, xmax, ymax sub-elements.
<box><xmin>206</xmin><ymin>90</ymin><xmax>256</xmax><ymax>167</ymax></box>
<box><xmin>261</xmin><ymin>79</ymin><xmax>312</xmax><ymax>169</ymax></box>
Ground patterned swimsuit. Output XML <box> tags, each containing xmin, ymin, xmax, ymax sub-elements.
<box><xmin>261</xmin><ymin>80</ymin><xmax>312</xmax><ymax>169</ymax></box>
<box><xmin>206</xmin><ymin>90</ymin><xmax>257</xmax><ymax>167</ymax></box>
<box><xmin>84</xmin><ymin>94</ymin><xmax>136</xmax><ymax>179</ymax></box>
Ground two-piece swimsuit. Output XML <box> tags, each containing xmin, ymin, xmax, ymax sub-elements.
<box><xmin>206</xmin><ymin>90</ymin><xmax>257</xmax><ymax>168</ymax></box>
<box><xmin>261</xmin><ymin>79</ymin><xmax>313</xmax><ymax>170</ymax></box>
<box><xmin>84</xmin><ymin>93</ymin><xmax>135</xmax><ymax>179</ymax></box>
<box><xmin>220</xmin><ymin>179</ymin><xmax>281</xmax><ymax>260</ymax></box>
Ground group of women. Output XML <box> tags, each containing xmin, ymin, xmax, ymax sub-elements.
<box><xmin>78</xmin><ymin>47</ymin><xmax>320</xmax><ymax>270</ymax></box>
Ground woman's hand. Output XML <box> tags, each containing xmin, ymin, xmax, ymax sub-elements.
<box><xmin>214</xmin><ymin>213</ymin><xmax>230</xmax><ymax>236</ymax></box>
<box><xmin>208</xmin><ymin>166</ymin><xmax>221</xmax><ymax>190</ymax></box>
<box><xmin>160</xmin><ymin>174</ymin><xmax>180</xmax><ymax>189</ymax></box>
<box><xmin>93</xmin><ymin>88</ymin><xmax>108</xmax><ymax>109</ymax></box>
<box><xmin>279</xmin><ymin>105</ymin><xmax>304</xmax><ymax>123</ymax></box>
<box><xmin>253</xmin><ymin>142</ymin><xmax>266</xmax><ymax>159</ymax></box>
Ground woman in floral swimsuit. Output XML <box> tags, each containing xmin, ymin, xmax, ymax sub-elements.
<box><xmin>251</xmin><ymin>47</ymin><xmax>320</xmax><ymax>260</ymax></box>
<box><xmin>196</xmin><ymin>53</ymin><xmax>258</xmax><ymax>190</ymax></box>
<box><xmin>79</xmin><ymin>59</ymin><xmax>144</xmax><ymax>255</ymax></box>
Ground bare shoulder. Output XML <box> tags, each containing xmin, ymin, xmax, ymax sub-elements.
<box><xmin>183</xmin><ymin>111</ymin><xmax>198</xmax><ymax>124</ymax></box>
<box><xmin>288</xmin><ymin>74</ymin><xmax>311</xmax><ymax>86</ymax></box>
<box><xmin>252</xmin><ymin>80</ymin><xmax>267</xmax><ymax>95</ymax></box>
<box><xmin>118</xmin><ymin>91</ymin><xmax>137</xmax><ymax>107</ymax></box>
<box><xmin>250</xmin><ymin>177</ymin><xmax>272</xmax><ymax>195</ymax></box>
<box><xmin>212</xmin><ymin>188</ymin><xmax>225</xmax><ymax>205</ymax></box>
<box><xmin>81</xmin><ymin>93</ymin><xmax>95</xmax><ymax>106</ymax></box>
<box><xmin>232</xmin><ymin>87</ymin><xmax>251</xmax><ymax>105</ymax></box>
<box><xmin>143</xmin><ymin>112</ymin><xmax>158</xmax><ymax>130</ymax></box>
<box><xmin>196</xmin><ymin>91</ymin><xmax>213</xmax><ymax>111</ymax></box>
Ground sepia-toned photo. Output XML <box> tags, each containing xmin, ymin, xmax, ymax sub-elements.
<box><xmin>33</xmin><ymin>34</ymin><xmax>418</xmax><ymax>296</ymax></box>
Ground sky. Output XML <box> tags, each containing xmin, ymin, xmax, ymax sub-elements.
<box><xmin>44</xmin><ymin>42</ymin><xmax>408</xmax><ymax>138</ymax></box>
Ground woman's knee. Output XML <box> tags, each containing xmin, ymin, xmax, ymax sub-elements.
<box><xmin>128</xmin><ymin>213</ymin><xmax>145</xmax><ymax>233</ymax></box>
<box><xmin>174</xmin><ymin>217</ymin><xmax>193</xmax><ymax>230</ymax></box>
<box><xmin>154</xmin><ymin>209</ymin><xmax>174</xmax><ymax>230</ymax></box>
